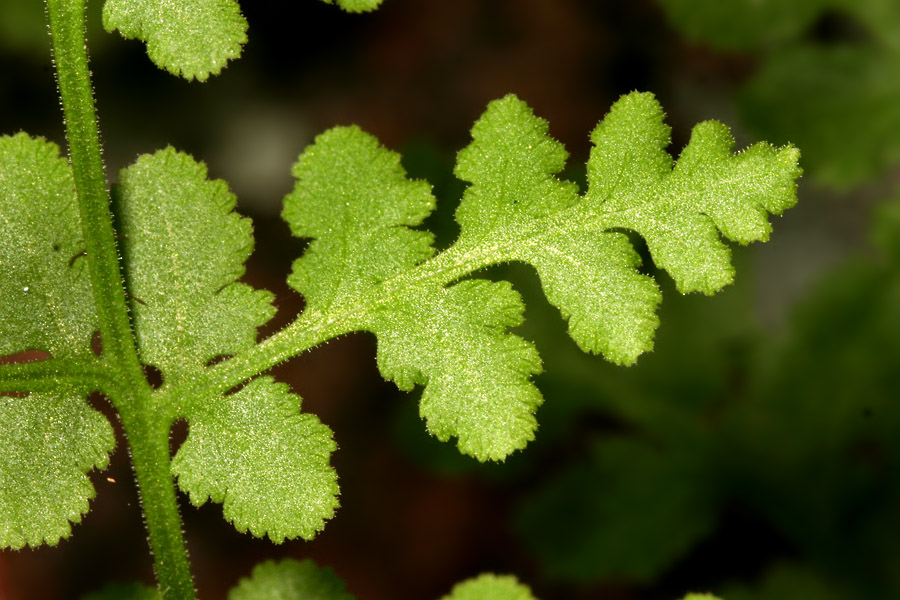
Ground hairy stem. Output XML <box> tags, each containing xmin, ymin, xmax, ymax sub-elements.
<box><xmin>193</xmin><ymin>216</ymin><xmax>564</xmax><ymax>400</ymax></box>
<box><xmin>0</xmin><ymin>357</ymin><xmax>109</xmax><ymax>393</ymax></box>
<box><xmin>45</xmin><ymin>1</ymin><xmax>196</xmax><ymax>597</ymax></box>
<box><xmin>45</xmin><ymin>0</ymin><xmax>138</xmax><ymax>375</ymax></box>
<box><xmin>117</xmin><ymin>395</ymin><xmax>197</xmax><ymax>600</ymax></box>
<box><xmin>192</xmin><ymin>238</ymin><xmax>511</xmax><ymax>400</ymax></box>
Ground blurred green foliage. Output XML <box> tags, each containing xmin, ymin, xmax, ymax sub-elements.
<box><xmin>0</xmin><ymin>1</ymin><xmax>52</xmax><ymax>56</ymax></box>
<box><xmin>720</xmin><ymin>562</ymin><xmax>848</xmax><ymax>600</ymax></box>
<box><xmin>0</xmin><ymin>1</ymin><xmax>108</xmax><ymax>58</ymax></box>
<box><xmin>80</xmin><ymin>582</ymin><xmax>161</xmax><ymax>600</ymax></box>
<box><xmin>660</xmin><ymin>0</ymin><xmax>900</xmax><ymax>188</ymax></box>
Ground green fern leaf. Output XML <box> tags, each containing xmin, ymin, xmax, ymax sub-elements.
<box><xmin>114</xmin><ymin>147</ymin><xmax>275</xmax><ymax>385</ymax></box>
<box><xmin>283</xmin><ymin>92</ymin><xmax>799</xmax><ymax>461</ymax></box>
<box><xmin>103</xmin><ymin>0</ymin><xmax>247</xmax><ymax>81</ymax></box>
<box><xmin>101</xmin><ymin>0</ymin><xmax>385</xmax><ymax>80</ymax></box>
<box><xmin>114</xmin><ymin>148</ymin><xmax>338</xmax><ymax>541</ymax></box>
<box><xmin>283</xmin><ymin>126</ymin><xmax>436</xmax><ymax>313</ymax></box>
<box><xmin>453</xmin><ymin>95</ymin><xmax>663</xmax><ymax>365</ymax></box>
<box><xmin>284</xmin><ymin>126</ymin><xmax>542</xmax><ymax>461</ymax></box>
<box><xmin>0</xmin><ymin>134</ymin><xmax>96</xmax><ymax>357</ymax></box>
<box><xmin>0</xmin><ymin>391</ymin><xmax>114</xmax><ymax>549</ymax></box>
<box><xmin>587</xmin><ymin>92</ymin><xmax>799</xmax><ymax>293</ymax></box>
<box><xmin>171</xmin><ymin>377</ymin><xmax>338</xmax><ymax>542</ymax></box>
<box><xmin>370</xmin><ymin>279</ymin><xmax>543</xmax><ymax>461</ymax></box>
<box><xmin>0</xmin><ymin>134</ymin><xmax>114</xmax><ymax>549</ymax></box>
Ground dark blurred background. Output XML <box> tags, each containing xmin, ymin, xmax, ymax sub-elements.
<box><xmin>2</xmin><ymin>1</ymin><xmax>899</xmax><ymax>599</ymax></box>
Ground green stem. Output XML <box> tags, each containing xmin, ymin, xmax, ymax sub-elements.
<box><xmin>0</xmin><ymin>357</ymin><xmax>108</xmax><ymax>393</ymax></box>
<box><xmin>195</xmin><ymin>228</ymin><xmax>543</xmax><ymax>399</ymax></box>
<box><xmin>193</xmin><ymin>237</ymin><xmax>511</xmax><ymax>400</ymax></box>
<box><xmin>197</xmin><ymin>307</ymin><xmax>353</xmax><ymax>401</ymax></box>
<box><xmin>45</xmin><ymin>0</ymin><xmax>138</xmax><ymax>374</ymax></box>
<box><xmin>117</xmin><ymin>397</ymin><xmax>197</xmax><ymax>599</ymax></box>
<box><xmin>45</xmin><ymin>1</ymin><xmax>197</xmax><ymax>597</ymax></box>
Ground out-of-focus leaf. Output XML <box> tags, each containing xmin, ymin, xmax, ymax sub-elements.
<box><xmin>516</xmin><ymin>436</ymin><xmax>717</xmax><ymax>582</ymax></box>
<box><xmin>228</xmin><ymin>559</ymin><xmax>354</xmax><ymax>600</ymax></box>
<box><xmin>657</xmin><ymin>0</ymin><xmax>825</xmax><ymax>50</ymax></box>
<box><xmin>440</xmin><ymin>574</ymin><xmax>538</xmax><ymax>600</ymax></box>
<box><xmin>719</xmin><ymin>563</ymin><xmax>847</xmax><ymax>600</ymax></box>
<box><xmin>319</xmin><ymin>0</ymin><xmax>384</xmax><ymax>12</ymax></box>
<box><xmin>740</xmin><ymin>44</ymin><xmax>900</xmax><ymax>188</ymax></box>
<box><xmin>81</xmin><ymin>582</ymin><xmax>161</xmax><ymax>600</ymax></box>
